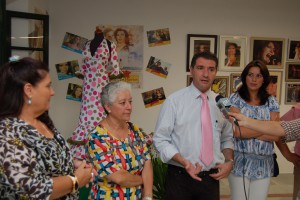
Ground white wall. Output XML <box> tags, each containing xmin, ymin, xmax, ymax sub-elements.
<box><xmin>6</xmin><ymin>0</ymin><xmax>300</xmax><ymax>173</ymax></box>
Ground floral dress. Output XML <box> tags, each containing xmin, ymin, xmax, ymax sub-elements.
<box><xmin>229</xmin><ymin>93</ymin><xmax>279</xmax><ymax>179</ymax></box>
<box><xmin>0</xmin><ymin>118</ymin><xmax>76</xmax><ymax>199</ymax></box>
<box><xmin>70</xmin><ymin>39</ymin><xmax>120</xmax><ymax>159</ymax></box>
<box><xmin>86</xmin><ymin>122</ymin><xmax>151</xmax><ymax>200</ymax></box>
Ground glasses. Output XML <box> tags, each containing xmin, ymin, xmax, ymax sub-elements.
<box><xmin>247</xmin><ymin>73</ymin><xmax>263</xmax><ymax>79</ymax></box>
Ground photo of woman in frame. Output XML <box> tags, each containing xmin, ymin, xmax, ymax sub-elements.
<box><xmin>251</xmin><ymin>38</ymin><xmax>284</xmax><ymax>68</ymax></box>
<box><xmin>288</xmin><ymin>40</ymin><xmax>300</xmax><ymax>61</ymax></box>
<box><xmin>219</xmin><ymin>36</ymin><xmax>246</xmax><ymax>71</ymax></box>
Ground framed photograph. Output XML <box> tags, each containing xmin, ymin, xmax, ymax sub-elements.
<box><xmin>186</xmin><ymin>34</ymin><xmax>218</xmax><ymax>71</ymax></box>
<box><xmin>211</xmin><ymin>76</ymin><xmax>229</xmax><ymax>97</ymax></box>
<box><xmin>285</xmin><ymin>83</ymin><xmax>300</xmax><ymax>104</ymax></box>
<box><xmin>187</xmin><ymin>75</ymin><xmax>193</xmax><ymax>86</ymax></box>
<box><xmin>267</xmin><ymin>71</ymin><xmax>282</xmax><ymax>104</ymax></box>
<box><xmin>219</xmin><ymin>35</ymin><xmax>247</xmax><ymax>71</ymax></box>
<box><xmin>250</xmin><ymin>37</ymin><xmax>286</xmax><ymax>69</ymax></box>
<box><xmin>230</xmin><ymin>73</ymin><xmax>242</xmax><ymax>94</ymax></box>
<box><xmin>285</xmin><ymin>62</ymin><xmax>300</xmax><ymax>82</ymax></box>
<box><xmin>287</xmin><ymin>39</ymin><xmax>300</xmax><ymax>61</ymax></box>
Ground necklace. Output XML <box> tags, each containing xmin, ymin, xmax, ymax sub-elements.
<box><xmin>105</xmin><ymin>118</ymin><xmax>129</xmax><ymax>142</ymax></box>
<box><xmin>40</xmin><ymin>123</ymin><xmax>53</xmax><ymax>138</ymax></box>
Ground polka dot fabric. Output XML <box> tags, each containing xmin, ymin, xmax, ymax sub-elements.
<box><xmin>70</xmin><ymin>39</ymin><xmax>120</xmax><ymax>159</ymax></box>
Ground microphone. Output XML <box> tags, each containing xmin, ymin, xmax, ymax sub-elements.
<box><xmin>269</xmin><ymin>55</ymin><xmax>279</xmax><ymax>65</ymax></box>
<box><xmin>215</xmin><ymin>95</ymin><xmax>239</xmax><ymax>126</ymax></box>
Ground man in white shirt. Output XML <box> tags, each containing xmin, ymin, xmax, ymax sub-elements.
<box><xmin>153</xmin><ymin>52</ymin><xmax>234</xmax><ymax>200</ymax></box>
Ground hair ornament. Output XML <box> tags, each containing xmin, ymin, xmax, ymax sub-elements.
<box><xmin>9</xmin><ymin>55</ymin><xmax>20</xmax><ymax>62</ymax></box>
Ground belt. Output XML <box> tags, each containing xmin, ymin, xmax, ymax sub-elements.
<box><xmin>168</xmin><ymin>164</ymin><xmax>219</xmax><ymax>178</ymax></box>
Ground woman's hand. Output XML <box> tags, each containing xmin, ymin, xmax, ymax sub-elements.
<box><xmin>74</xmin><ymin>160</ymin><xmax>94</xmax><ymax>188</ymax></box>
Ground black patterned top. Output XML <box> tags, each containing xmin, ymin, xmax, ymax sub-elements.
<box><xmin>281</xmin><ymin>118</ymin><xmax>300</xmax><ymax>143</ymax></box>
<box><xmin>0</xmin><ymin>117</ymin><xmax>77</xmax><ymax>199</ymax></box>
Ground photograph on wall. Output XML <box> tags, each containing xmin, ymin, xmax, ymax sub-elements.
<box><xmin>146</xmin><ymin>28</ymin><xmax>171</xmax><ymax>47</ymax></box>
<box><xmin>141</xmin><ymin>87</ymin><xmax>166</xmax><ymax>108</ymax></box>
<box><xmin>286</xmin><ymin>62</ymin><xmax>300</xmax><ymax>82</ymax></box>
<box><xmin>61</xmin><ymin>32</ymin><xmax>88</xmax><ymax>54</ymax></box>
<box><xmin>121</xmin><ymin>70</ymin><xmax>143</xmax><ymax>89</ymax></box>
<box><xmin>186</xmin><ymin>34</ymin><xmax>218</xmax><ymax>71</ymax></box>
<box><xmin>267</xmin><ymin>71</ymin><xmax>282</xmax><ymax>103</ymax></box>
<box><xmin>55</xmin><ymin>60</ymin><xmax>79</xmax><ymax>80</ymax></box>
<box><xmin>211</xmin><ymin>76</ymin><xmax>229</xmax><ymax>97</ymax></box>
<box><xmin>288</xmin><ymin>39</ymin><xmax>300</xmax><ymax>61</ymax></box>
<box><xmin>250</xmin><ymin>37</ymin><xmax>285</xmax><ymax>69</ymax></box>
<box><xmin>66</xmin><ymin>83</ymin><xmax>82</xmax><ymax>102</ymax></box>
<box><xmin>219</xmin><ymin>35</ymin><xmax>247</xmax><ymax>71</ymax></box>
<box><xmin>285</xmin><ymin>83</ymin><xmax>300</xmax><ymax>104</ymax></box>
<box><xmin>230</xmin><ymin>73</ymin><xmax>242</xmax><ymax>94</ymax></box>
<box><xmin>97</xmin><ymin>25</ymin><xmax>143</xmax><ymax>71</ymax></box>
<box><xmin>187</xmin><ymin>75</ymin><xmax>193</xmax><ymax>86</ymax></box>
<box><xmin>146</xmin><ymin>56</ymin><xmax>170</xmax><ymax>78</ymax></box>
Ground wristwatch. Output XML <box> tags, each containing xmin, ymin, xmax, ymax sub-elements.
<box><xmin>68</xmin><ymin>175</ymin><xmax>79</xmax><ymax>194</ymax></box>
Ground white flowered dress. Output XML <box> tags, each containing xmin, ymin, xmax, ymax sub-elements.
<box><xmin>70</xmin><ymin>39</ymin><xmax>120</xmax><ymax>159</ymax></box>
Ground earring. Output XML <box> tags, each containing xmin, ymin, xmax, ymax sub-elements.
<box><xmin>108</xmin><ymin>110</ymin><xmax>111</xmax><ymax>113</ymax></box>
<box><xmin>27</xmin><ymin>96</ymin><xmax>32</xmax><ymax>105</ymax></box>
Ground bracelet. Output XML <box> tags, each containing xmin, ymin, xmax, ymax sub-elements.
<box><xmin>225</xmin><ymin>159</ymin><xmax>234</xmax><ymax>163</ymax></box>
<box><xmin>67</xmin><ymin>175</ymin><xmax>79</xmax><ymax>194</ymax></box>
<box><xmin>143</xmin><ymin>194</ymin><xmax>153</xmax><ymax>200</ymax></box>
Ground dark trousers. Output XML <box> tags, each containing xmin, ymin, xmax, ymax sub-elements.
<box><xmin>165</xmin><ymin>165</ymin><xmax>220</xmax><ymax>200</ymax></box>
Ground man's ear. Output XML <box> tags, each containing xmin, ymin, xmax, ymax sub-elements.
<box><xmin>23</xmin><ymin>83</ymin><xmax>32</xmax><ymax>98</ymax></box>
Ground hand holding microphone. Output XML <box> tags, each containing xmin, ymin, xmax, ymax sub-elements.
<box><xmin>215</xmin><ymin>95</ymin><xmax>239</xmax><ymax>126</ymax></box>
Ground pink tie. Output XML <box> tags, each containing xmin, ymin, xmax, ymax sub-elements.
<box><xmin>200</xmin><ymin>93</ymin><xmax>214</xmax><ymax>166</ymax></box>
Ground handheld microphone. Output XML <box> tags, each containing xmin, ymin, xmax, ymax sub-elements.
<box><xmin>269</xmin><ymin>55</ymin><xmax>279</xmax><ymax>65</ymax></box>
<box><xmin>215</xmin><ymin>95</ymin><xmax>239</xmax><ymax>126</ymax></box>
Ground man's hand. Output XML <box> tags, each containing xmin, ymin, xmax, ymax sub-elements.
<box><xmin>183</xmin><ymin>160</ymin><xmax>203</xmax><ymax>181</ymax></box>
<box><xmin>210</xmin><ymin>162</ymin><xmax>233</xmax><ymax>180</ymax></box>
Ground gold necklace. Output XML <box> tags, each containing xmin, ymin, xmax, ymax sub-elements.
<box><xmin>40</xmin><ymin>123</ymin><xmax>53</xmax><ymax>138</ymax></box>
<box><xmin>105</xmin><ymin>118</ymin><xmax>129</xmax><ymax>141</ymax></box>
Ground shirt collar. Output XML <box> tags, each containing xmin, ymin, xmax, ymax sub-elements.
<box><xmin>189</xmin><ymin>83</ymin><xmax>213</xmax><ymax>100</ymax></box>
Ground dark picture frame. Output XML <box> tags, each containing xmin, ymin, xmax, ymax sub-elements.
<box><xmin>287</xmin><ymin>39</ymin><xmax>300</xmax><ymax>61</ymax></box>
<box><xmin>250</xmin><ymin>37</ymin><xmax>285</xmax><ymax>69</ymax></box>
<box><xmin>6</xmin><ymin>10</ymin><xmax>49</xmax><ymax>64</ymax></box>
<box><xmin>285</xmin><ymin>62</ymin><xmax>300</xmax><ymax>82</ymax></box>
<box><xmin>186</xmin><ymin>34</ymin><xmax>218</xmax><ymax>71</ymax></box>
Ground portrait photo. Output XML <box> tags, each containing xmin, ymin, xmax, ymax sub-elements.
<box><xmin>98</xmin><ymin>25</ymin><xmax>144</xmax><ymax>71</ymax></box>
<box><xmin>66</xmin><ymin>83</ymin><xmax>82</xmax><ymax>102</ymax></box>
<box><xmin>55</xmin><ymin>60</ymin><xmax>79</xmax><ymax>80</ymax></box>
<box><xmin>250</xmin><ymin>37</ymin><xmax>285</xmax><ymax>69</ymax></box>
<box><xmin>285</xmin><ymin>83</ymin><xmax>300</xmax><ymax>104</ymax></box>
<box><xmin>286</xmin><ymin>62</ymin><xmax>300</xmax><ymax>82</ymax></box>
<box><xmin>61</xmin><ymin>32</ymin><xmax>88</xmax><ymax>54</ymax></box>
<box><xmin>230</xmin><ymin>73</ymin><xmax>242</xmax><ymax>94</ymax></box>
<box><xmin>219</xmin><ymin>36</ymin><xmax>247</xmax><ymax>71</ymax></box>
<box><xmin>288</xmin><ymin>39</ymin><xmax>300</xmax><ymax>61</ymax></box>
<box><xmin>267</xmin><ymin>71</ymin><xmax>282</xmax><ymax>103</ymax></box>
<box><xmin>186</xmin><ymin>34</ymin><xmax>218</xmax><ymax>72</ymax></box>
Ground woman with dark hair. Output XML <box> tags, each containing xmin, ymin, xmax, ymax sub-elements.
<box><xmin>72</xmin><ymin>85</ymin><xmax>82</xmax><ymax>99</ymax></box>
<box><xmin>256</xmin><ymin>41</ymin><xmax>281</xmax><ymax>65</ymax></box>
<box><xmin>228</xmin><ymin>60</ymin><xmax>280</xmax><ymax>200</ymax></box>
<box><xmin>225</xmin><ymin>42</ymin><xmax>240</xmax><ymax>66</ymax></box>
<box><xmin>0</xmin><ymin>57</ymin><xmax>94</xmax><ymax>199</ymax></box>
